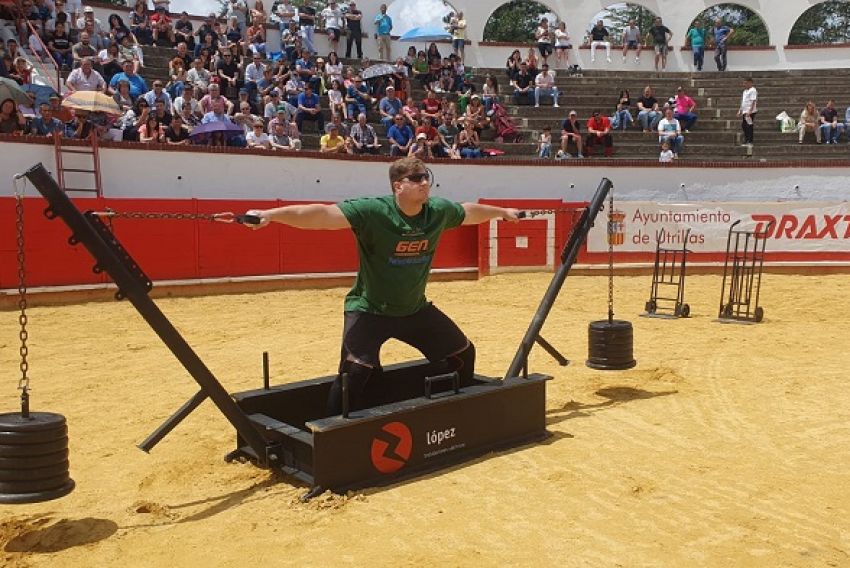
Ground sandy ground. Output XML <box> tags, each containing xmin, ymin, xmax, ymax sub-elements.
<box><xmin>1</xmin><ymin>272</ymin><xmax>850</xmax><ymax>567</ymax></box>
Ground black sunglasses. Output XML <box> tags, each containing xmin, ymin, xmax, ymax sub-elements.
<box><xmin>403</xmin><ymin>172</ymin><xmax>430</xmax><ymax>183</ymax></box>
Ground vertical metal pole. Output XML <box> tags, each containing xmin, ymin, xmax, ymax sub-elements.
<box><xmin>262</xmin><ymin>351</ymin><xmax>270</xmax><ymax>390</ymax></box>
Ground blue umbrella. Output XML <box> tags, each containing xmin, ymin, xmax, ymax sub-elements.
<box><xmin>22</xmin><ymin>83</ymin><xmax>59</xmax><ymax>106</ymax></box>
<box><xmin>398</xmin><ymin>26</ymin><xmax>452</xmax><ymax>42</ymax></box>
<box><xmin>189</xmin><ymin>119</ymin><xmax>244</xmax><ymax>144</ymax></box>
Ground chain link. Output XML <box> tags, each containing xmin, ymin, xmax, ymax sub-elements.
<box><xmin>91</xmin><ymin>209</ymin><xmax>233</xmax><ymax>222</ymax></box>
<box><xmin>15</xmin><ymin>190</ymin><xmax>30</xmax><ymax>400</ymax></box>
<box><xmin>607</xmin><ymin>189</ymin><xmax>615</xmax><ymax>322</ymax></box>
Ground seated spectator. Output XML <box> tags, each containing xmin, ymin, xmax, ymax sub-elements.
<box><xmin>178</xmin><ymin>103</ymin><xmax>201</xmax><ymax>130</ymax></box>
<box><xmin>295</xmin><ymin>83</ymin><xmax>324</xmax><ymax>133</ymax></box>
<box><xmin>244</xmin><ymin>52</ymin><xmax>266</xmax><ymax>104</ymax></box>
<box><xmin>129</xmin><ymin>0</ymin><xmax>153</xmax><ymax>45</ymax></box>
<box><xmin>174</xmin><ymin>12</ymin><xmax>195</xmax><ymax>50</ymax></box>
<box><xmin>77</xmin><ymin>7</ymin><xmax>108</xmax><ymax>47</ymax></box>
<box><xmin>99</xmin><ymin>43</ymin><xmax>123</xmax><ymax>84</ymax></box>
<box><xmin>246</xmin><ymin>14</ymin><xmax>266</xmax><ymax>56</ymax></box>
<box><xmin>657</xmin><ymin>106</ymin><xmax>684</xmax><ymax>157</ymax></box>
<box><xmin>151</xmin><ymin>5</ymin><xmax>176</xmax><ymax>47</ymax></box>
<box><xmin>173</xmin><ymin>84</ymin><xmax>201</xmax><ymax>117</ymax></box>
<box><xmin>187</xmin><ymin>58</ymin><xmax>212</xmax><ymax>93</ymax></box>
<box><xmin>152</xmin><ymin>99</ymin><xmax>173</xmax><ymax>128</ymax></box>
<box><xmin>462</xmin><ymin>94</ymin><xmax>489</xmax><ymax>131</ymax></box>
<box><xmin>268</xmin><ymin>102</ymin><xmax>296</xmax><ymax>132</ymax></box>
<box><xmin>82</xmin><ymin>20</ymin><xmax>107</xmax><ymax>52</ymax></box>
<box><xmin>345</xmin><ymin>75</ymin><xmax>371</xmax><ymax>120</ymax></box>
<box><xmin>194</xmin><ymin>32</ymin><xmax>219</xmax><ymax>60</ymax></box>
<box><xmin>138</xmin><ymin>116</ymin><xmax>165</xmax><ymax>143</ymax></box>
<box><xmin>295</xmin><ymin>51</ymin><xmax>321</xmax><ymax>92</ymax></box>
<box><xmin>378</xmin><ymin>85</ymin><xmax>402</xmax><ymax>129</ymax></box>
<box><xmin>819</xmin><ymin>99</ymin><xmax>844</xmax><ymax>144</ymax></box>
<box><xmin>612</xmin><ymin>89</ymin><xmax>633</xmax><ymax>130</ymax></box>
<box><xmin>284</xmin><ymin>73</ymin><xmax>305</xmax><ymax>107</ymax></box>
<box><xmin>673</xmin><ymin>86</ymin><xmax>698</xmax><ymax>131</ymax></box>
<box><xmin>533</xmin><ymin>63</ymin><xmax>558</xmax><ymax>108</ymax></box>
<box><xmin>481</xmin><ymin>75</ymin><xmax>499</xmax><ymax>111</ymax></box>
<box><xmin>585</xmin><ymin>110</ymin><xmax>613</xmax><ymax>157</ymax></box>
<box><xmin>246</xmin><ymin>119</ymin><xmax>272</xmax><ymax>149</ymax></box>
<box><xmin>66</xmin><ymin>57</ymin><xmax>106</xmax><ymax>92</ymax></box>
<box><xmin>107</xmin><ymin>14</ymin><xmax>132</xmax><ymax>47</ymax></box>
<box><xmin>560</xmin><ymin>110</ymin><xmax>584</xmax><ymax>158</ymax></box>
<box><xmin>117</xmin><ymin>33</ymin><xmax>145</xmax><ymax>72</ymax></box>
<box><xmin>48</xmin><ymin>21</ymin><xmax>74</xmax><ymax>70</ymax></box>
<box><xmin>72</xmin><ymin>32</ymin><xmax>99</xmax><ymax>69</ymax></box>
<box><xmin>234</xmin><ymin>88</ymin><xmax>258</xmax><ymax>115</ymax></box>
<box><xmin>10</xmin><ymin>57</ymin><xmax>33</xmax><ymax>86</ymax></box>
<box><xmin>165</xmin><ymin>114</ymin><xmax>191</xmax><ymax>144</ymax></box>
<box><xmin>511</xmin><ymin>61</ymin><xmax>534</xmax><ymax>105</ymax></box>
<box><xmin>109</xmin><ymin>59</ymin><xmax>148</xmax><ymax>99</ymax></box>
<box><xmin>326</xmin><ymin>79</ymin><xmax>347</xmax><ymax>120</ymax></box>
<box><xmin>437</xmin><ymin>113</ymin><xmax>459</xmax><ymax>158</ymax></box>
<box><xmin>797</xmin><ymin>101</ymin><xmax>820</xmax><ymax>144</ymax></box>
<box><xmin>320</xmin><ymin>123</ymin><xmax>348</xmax><ymax>153</ymax></box>
<box><xmin>402</xmin><ymin>96</ymin><xmax>421</xmax><ymax>126</ymax></box>
<box><xmin>408</xmin><ymin>131</ymin><xmax>431</xmax><ymax>159</ymax></box>
<box><xmin>456</xmin><ymin>120</ymin><xmax>482</xmax><ymax>158</ymax></box>
<box><xmin>201</xmin><ymin>97</ymin><xmax>232</xmax><ymax>124</ymax></box>
<box><xmin>263</xmin><ymin>90</ymin><xmax>282</xmax><ymax>119</ymax></box>
<box><xmin>143</xmin><ymin>81</ymin><xmax>173</xmax><ymax>112</ymax></box>
<box><xmin>29</xmin><ymin>103</ymin><xmax>64</xmax><ymax>136</ymax></box>
<box><xmin>270</xmin><ymin>120</ymin><xmax>300</xmax><ymax>151</ymax></box>
<box><xmin>637</xmin><ymin>85</ymin><xmax>661</xmax><ymax>132</ymax></box>
<box><xmin>167</xmin><ymin>57</ymin><xmax>188</xmax><ymax>99</ymax></box>
<box><xmin>214</xmin><ymin>51</ymin><xmax>239</xmax><ymax>95</ymax></box>
<box><xmin>414</xmin><ymin>115</ymin><xmax>446</xmax><ymax>158</ymax></box>
<box><xmin>48</xmin><ymin>93</ymin><xmax>73</xmax><ymax>123</ymax></box>
<box><xmin>659</xmin><ymin>140</ymin><xmax>674</xmax><ymax>163</ymax></box>
<box><xmin>349</xmin><ymin>112</ymin><xmax>380</xmax><ymax>154</ymax></box>
<box><xmin>386</xmin><ymin>114</ymin><xmax>414</xmax><ymax>156</ymax></box>
<box><xmin>589</xmin><ymin>19</ymin><xmax>611</xmax><ymax>63</ymax></box>
<box><xmin>412</xmin><ymin>50</ymin><xmax>430</xmax><ymax>89</ymax></box>
<box><xmin>200</xmin><ymin>83</ymin><xmax>234</xmax><ymax>114</ymax></box>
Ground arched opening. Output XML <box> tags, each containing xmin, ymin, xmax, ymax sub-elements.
<box><xmin>689</xmin><ymin>3</ymin><xmax>770</xmax><ymax>45</ymax></box>
<box><xmin>585</xmin><ymin>3</ymin><xmax>659</xmax><ymax>45</ymax></box>
<box><xmin>482</xmin><ymin>0</ymin><xmax>557</xmax><ymax>42</ymax></box>
<box><xmin>384</xmin><ymin>0</ymin><xmax>455</xmax><ymax>37</ymax></box>
<box><xmin>788</xmin><ymin>0</ymin><xmax>850</xmax><ymax>45</ymax></box>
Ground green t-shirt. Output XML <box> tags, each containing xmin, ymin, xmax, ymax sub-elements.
<box><xmin>337</xmin><ymin>195</ymin><xmax>466</xmax><ymax>316</ymax></box>
<box><xmin>687</xmin><ymin>27</ymin><xmax>706</xmax><ymax>48</ymax></box>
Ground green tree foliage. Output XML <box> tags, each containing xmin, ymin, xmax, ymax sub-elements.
<box><xmin>690</xmin><ymin>4</ymin><xmax>769</xmax><ymax>45</ymax></box>
<box><xmin>597</xmin><ymin>4</ymin><xmax>657</xmax><ymax>44</ymax></box>
<box><xmin>789</xmin><ymin>0</ymin><xmax>850</xmax><ymax>44</ymax></box>
<box><xmin>483</xmin><ymin>0</ymin><xmax>548</xmax><ymax>42</ymax></box>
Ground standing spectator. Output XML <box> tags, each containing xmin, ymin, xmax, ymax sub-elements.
<box><xmin>387</xmin><ymin>114</ymin><xmax>413</xmax><ymax>156</ymax></box>
<box><xmin>321</xmin><ymin>1</ymin><xmax>343</xmax><ymax>55</ymax></box>
<box><xmin>589</xmin><ymin>20</ymin><xmax>611</xmax><ymax>64</ymax></box>
<box><xmin>646</xmin><ymin>17</ymin><xmax>672</xmax><ymax>71</ymax></box>
<box><xmin>797</xmin><ymin>102</ymin><xmax>820</xmax><ymax>144</ymax></box>
<box><xmin>585</xmin><ymin>110</ymin><xmax>613</xmax><ymax>157</ymax></box>
<box><xmin>374</xmin><ymin>3</ymin><xmax>392</xmax><ymax>61</ymax></box>
<box><xmin>686</xmin><ymin>19</ymin><xmax>707</xmax><ymax>71</ymax></box>
<box><xmin>636</xmin><ymin>85</ymin><xmax>661</xmax><ymax>132</ymax></box>
<box><xmin>378</xmin><ymin>85</ymin><xmax>402</xmax><ymax>129</ymax></box>
<box><xmin>538</xmin><ymin>125</ymin><xmax>552</xmax><ymax>158</ymax></box>
<box><xmin>738</xmin><ymin>77</ymin><xmax>757</xmax><ymax>147</ymax></box>
<box><xmin>673</xmin><ymin>86</ymin><xmax>698</xmax><ymax>131</ymax></box>
<box><xmin>49</xmin><ymin>21</ymin><xmax>74</xmax><ymax>70</ymax></box>
<box><xmin>621</xmin><ymin>20</ymin><xmax>642</xmax><ymax>64</ymax></box>
<box><xmin>712</xmin><ymin>18</ymin><xmax>734</xmax><ymax>71</ymax></box>
<box><xmin>559</xmin><ymin>109</ymin><xmax>584</xmax><ymax>158</ymax></box>
<box><xmin>535</xmin><ymin>17</ymin><xmax>552</xmax><ymax>66</ymax></box>
<box><xmin>819</xmin><ymin>99</ymin><xmax>844</xmax><ymax>144</ymax></box>
<box><xmin>511</xmin><ymin>61</ymin><xmax>534</xmax><ymax>105</ymax></box>
<box><xmin>345</xmin><ymin>1</ymin><xmax>363</xmax><ymax>59</ymax></box>
<box><xmin>659</xmin><ymin>140</ymin><xmax>674</xmax><ymax>163</ymax></box>
<box><xmin>533</xmin><ymin>62</ymin><xmax>559</xmax><ymax>108</ymax></box>
<box><xmin>450</xmin><ymin>11</ymin><xmax>467</xmax><ymax>63</ymax></box>
<box><xmin>657</xmin><ymin>106</ymin><xmax>684</xmax><ymax>157</ymax></box>
<box><xmin>295</xmin><ymin>83</ymin><xmax>323</xmax><ymax>133</ymax></box>
<box><xmin>174</xmin><ymin>12</ymin><xmax>195</xmax><ymax>50</ymax></box>
<box><xmin>66</xmin><ymin>57</ymin><xmax>105</xmax><ymax>92</ymax></box>
<box><xmin>298</xmin><ymin>0</ymin><xmax>317</xmax><ymax>55</ymax></box>
<box><xmin>349</xmin><ymin>112</ymin><xmax>380</xmax><ymax>154</ymax></box>
<box><xmin>612</xmin><ymin>88</ymin><xmax>632</xmax><ymax>130</ymax></box>
<box><xmin>553</xmin><ymin>22</ymin><xmax>571</xmax><ymax>68</ymax></box>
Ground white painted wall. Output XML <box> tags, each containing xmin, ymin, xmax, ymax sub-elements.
<box><xmin>3</xmin><ymin>140</ymin><xmax>850</xmax><ymax>203</ymax></box>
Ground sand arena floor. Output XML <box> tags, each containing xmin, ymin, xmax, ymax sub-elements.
<box><xmin>1</xmin><ymin>272</ymin><xmax>850</xmax><ymax>567</ymax></box>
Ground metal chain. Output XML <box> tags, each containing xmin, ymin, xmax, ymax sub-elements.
<box><xmin>607</xmin><ymin>188</ymin><xmax>615</xmax><ymax>323</ymax></box>
<box><xmin>14</xmin><ymin>180</ymin><xmax>30</xmax><ymax>416</ymax></box>
<box><xmin>91</xmin><ymin>209</ymin><xmax>234</xmax><ymax>222</ymax></box>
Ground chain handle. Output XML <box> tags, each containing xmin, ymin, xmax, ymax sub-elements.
<box><xmin>13</xmin><ymin>178</ymin><xmax>30</xmax><ymax>417</ymax></box>
<box><xmin>607</xmin><ymin>188</ymin><xmax>615</xmax><ymax>323</ymax></box>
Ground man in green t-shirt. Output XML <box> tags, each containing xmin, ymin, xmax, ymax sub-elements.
<box><xmin>245</xmin><ymin>157</ymin><xmax>520</xmax><ymax>415</ymax></box>
<box><xmin>686</xmin><ymin>19</ymin><xmax>707</xmax><ymax>72</ymax></box>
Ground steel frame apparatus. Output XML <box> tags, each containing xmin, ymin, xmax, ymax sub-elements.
<box><xmin>21</xmin><ymin>163</ymin><xmax>615</xmax><ymax>495</ymax></box>
<box><xmin>718</xmin><ymin>219</ymin><xmax>773</xmax><ymax>323</ymax></box>
<box><xmin>644</xmin><ymin>229</ymin><xmax>691</xmax><ymax>318</ymax></box>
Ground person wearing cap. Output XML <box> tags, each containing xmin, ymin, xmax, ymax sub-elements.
<box><xmin>320</xmin><ymin>122</ymin><xmax>347</xmax><ymax>153</ymax></box>
<box><xmin>585</xmin><ymin>109</ymin><xmax>614</xmax><ymax>157</ymax></box>
<box><xmin>378</xmin><ymin>85</ymin><xmax>402</xmax><ymax>129</ymax></box>
<box><xmin>243</xmin><ymin>156</ymin><xmax>520</xmax><ymax>415</ymax></box>
<box><xmin>533</xmin><ymin>63</ymin><xmax>559</xmax><ymax>108</ymax></box>
<box><xmin>415</xmin><ymin>115</ymin><xmax>446</xmax><ymax>157</ymax></box>
<box><xmin>321</xmin><ymin>0</ymin><xmax>343</xmax><ymax>55</ymax></box>
<box><xmin>407</xmin><ymin>131</ymin><xmax>430</xmax><ymax>159</ymax></box>
<box><xmin>559</xmin><ymin>110</ymin><xmax>584</xmax><ymax>158</ymax></box>
<box><xmin>344</xmin><ymin>1</ymin><xmax>363</xmax><ymax>59</ymax></box>
<box><xmin>246</xmin><ymin>119</ymin><xmax>272</xmax><ymax>149</ymax></box>
<box><xmin>77</xmin><ymin>6</ymin><xmax>106</xmax><ymax>39</ymax></box>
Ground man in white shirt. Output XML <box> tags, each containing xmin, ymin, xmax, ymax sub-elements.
<box><xmin>533</xmin><ymin>63</ymin><xmax>559</xmax><ymax>108</ymax></box>
<box><xmin>244</xmin><ymin>52</ymin><xmax>266</xmax><ymax>105</ymax></box>
<box><xmin>65</xmin><ymin>57</ymin><xmax>105</xmax><ymax>92</ymax></box>
<box><xmin>737</xmin><ymin>77</ymin><xmax>758</xmax><ymax>146</ymax></box>
<box><xmin>173</xmin><ymin>83</ymin><xmax>201</xmax><ymax>117</ymax></box>
<box><xmin>657</xmin><ymin>106</ymin><xmax>684</xmax><ymax>157</ymax></box>
<box><xmin>246</xmin><ymin>120</ymin><xmax>272</xmax><ymax>149</ymax></box>
<box><xmin>321</xmin><ymin>0</ymin><xmax>343</xmax><ymax>55</ymax></box>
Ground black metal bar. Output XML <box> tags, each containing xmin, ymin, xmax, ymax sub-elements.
<box><xmin>138</xmin><ymin>390</ymin><xmax>208</xmax><ymax>453</ymax></box>
<box><xmin>534</xmin><ymin>335</ymin><xmax>569</xmax><ymax>366</ymax></box>
<box><xmin>263</xmin><ymin>351</ymin><xmax>270</xmax><ymax>390</ymax></box>
<box><xmin>23</xmin><ymin>163</ymin><xmax>269</xmax><ymax>461</ymax></box>
<box><xmin>341</xmin><ymin>373</ymin><xmax>350</xmax><ymax>418</ymax></box>
<box><xmin>504</xmin><ymin>178</ymin><xmax>613</xmax><ymax>380</ymax></box>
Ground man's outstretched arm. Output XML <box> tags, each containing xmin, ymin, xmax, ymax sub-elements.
<box><xmin>245</xmin><ymin>204</ymin><xmax>351</xmax><ymax>230</ymax></box>
<box><xmin>461</xmin><ymin>203</ymin><xmax>521</xmax><ymax>225</ymax></box>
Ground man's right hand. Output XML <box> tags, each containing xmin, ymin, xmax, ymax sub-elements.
<box><xmin>242</xmin><ymin>209</ymin><xmax>270</xmax><ymax>229</ymax></box>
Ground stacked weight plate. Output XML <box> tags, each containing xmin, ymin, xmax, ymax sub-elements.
<box><xmin>586</xmin><ymin>320</ymin><xmax>637</xmax><ymax>370</ymax></box>
<box><xmin>0</xmin><ymin>412</ymin><xmax>74</xmax><ymax>504</ymax></box>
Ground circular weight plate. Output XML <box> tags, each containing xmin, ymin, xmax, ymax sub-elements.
<box><xmin>0</xmin><ymin>425</ymin><xmax>67</xmax><ymax>445</ymax></box>
<box><xmin>645</xmin><ymin>301</ymin><xmax>656</xmax><ymax>314</ymax></box>
<box><xmin>680</xmin><ymin>304</ymin><xmax>690</xmax><ymax>318</ymax></box>
<box><xmin>0</xmin><ymin>412</ymin><xmax>67</xmax><ymax>433</ymax></box>
<box><xmin>0</xmin><ymin>473</ymin><xmax>70</xmax><ymax>494</ymax></box>
<box><xmin>0</xmin><ymin>479</ymin><xmax>74</xmax><ymax>505</ymax></box>
<box><xmin>754</xmin><ymin>307</ymin><xmax>764</xmax><ymax>322</ymax></box>
<box><xmin>588</xmin><ymin>320</ymin><xmax>634</xmax><ymax>331</ymax></box>
<box><xmin>723</xmin><ymin>303</ymin><xmax>733</xmax><ymax>318</ymax></box>
<box><xmin>586</xmin><ymin>359</ymin><xmax>637</xmax><ymax>371</ymax></box>
<box><xmin>0</xmin><ymin>461</ymin><xmax>70</xmax><ymax>482</ymax></box>
<box><xmin>0</xmin><ymin>437</ymin><xmax>69</xmax><ymax>458</ymax></box>
<box><xmin>0</xmin><ymin>449</ymin><xmax>69</xmax><ymax>469</ymax></box>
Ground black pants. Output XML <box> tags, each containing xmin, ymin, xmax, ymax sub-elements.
<box><xmin>714</xmin><ymin>44</ymin><xmax>728</xmax><ymax>71</ymax></box>
<box><xmin>742</xmin><ymin>112</ymin><xmax>756</xmax><ymax>144</ymax></box>
<box><xmin>346</xmin><ymin>30</ymin><xmax>362</xmax><ymax>58</ymax></box>
<box><xmin>296</xmin><ymin>110</ymin><xmax>324</xmax><ymax>133</ymax></box>
<box><xmin>327</xmin><ymin>304</ymin><xmax>472</xmax><ymax>415</ymax></box>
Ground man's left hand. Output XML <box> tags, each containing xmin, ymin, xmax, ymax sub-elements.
<box><xmin>502</xmin><ymin>208</ymin><xmax>521</xmax><ymax>222</ymax></box>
